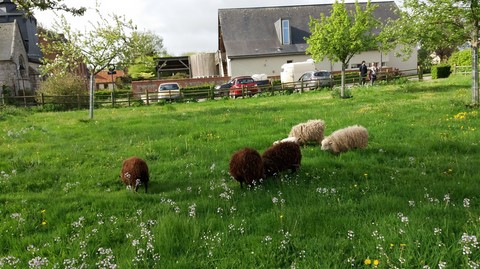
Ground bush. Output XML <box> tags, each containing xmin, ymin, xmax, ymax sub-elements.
<box><xmin>448</xmin><ymin>49</ymin><xmax>471</xmax><ymax>67</ymax></box>
<box><xmin>331</xmin><ymin>87</ymin><xmax>352</xmax><ymax>98</ymax></box>
<box><xmin>36</xmin><ymin>74</ymin><xmax>89</xmax><ymax>110</ymax></box>
<box><xmin>431</xmin><ymin>64</ymin><xmax>451</xmax><ymax>79</ymax></box>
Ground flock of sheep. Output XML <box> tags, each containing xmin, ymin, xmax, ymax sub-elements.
<box><xmin>229</xmin><ymin>120</ymin><xmax>369</xmax><ymax>188</ymax></box>
<box><xmin>120</xmin><ymin>119</ymin><xmax>368</xmax><ymax>192</ymax></box>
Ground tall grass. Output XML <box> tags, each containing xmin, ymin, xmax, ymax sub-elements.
<box><xmin>0</xmin><ymin>75</ymin><xmax>479</xmax><ymax>268</ymax></box>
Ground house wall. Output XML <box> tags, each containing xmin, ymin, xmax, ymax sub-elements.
<box><xmin>0</xmin><ymin>23</ymin><xmax>31</xmax><ymax>95</ymax></box>
<box><xmin>228</xmin><ymin>45</ymin><xmax>418</xmax><ymax>77</ymax></box>
<box><xmin>0</xmin><ymin>61</ymin><xmax>16</xmax><ymax>94</ymax></box>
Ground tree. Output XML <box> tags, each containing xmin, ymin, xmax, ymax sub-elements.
<box><xmin>40</xmin><ymin>10</ymin><xmax>149</xmax><ymax>119</ymax></box>
<box><xmin>127</xmin><ymin>31</ymin><xmax>167</xmax><ymax>81</ymax></box>
<box><xmin>383</xmin><ymin>0</ymin><xmax>479</xmax><ymax>105</ymax></box>
<box><xmin>131</xmin><ymin>30</ymin><xmax>167</xmax><ymax>58</ymax></box>
<box><xmin>36</xmin><ymin>73</ymin><xmax>88</xmax><ymax>110</ymax></box>
<box><xmin>305</xmin><ymin>0</ymin><xmax>378</xmax><ymax>98</ymax></box>
<box><xmin>12</xmin><ymin>0</ymin><xmax>85</xmax><ymax>16</ymax></box>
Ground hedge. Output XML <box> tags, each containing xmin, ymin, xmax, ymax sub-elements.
<box><xmin>431</xmin><ymin>64</ymin><xmax>451</xmax><ymax>79</ymax></box>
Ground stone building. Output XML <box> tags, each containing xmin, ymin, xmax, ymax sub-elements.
<box><xmin>0</xmin><ymin>0</ymin><xmax>42</xmax><ymax>95</ymax></box>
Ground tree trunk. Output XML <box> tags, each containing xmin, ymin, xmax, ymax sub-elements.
<box><xmin>472</xmin><ymin>0</ymin><xmax>479</xmax><ymax>106</ymax></box>
<box><xmin>89</xmin><ymin>72</ymin><xmax>95</xmax><ymax>119</ymax></box>
<box><xmin>473</xmin><ymin>42</ymin><xmax>479</xmax><ymax>105</ymax></box>
<box><xmin>341</xmin><ymin>63</ymin><xmax>346</xmax><ymax>98</ymax></box>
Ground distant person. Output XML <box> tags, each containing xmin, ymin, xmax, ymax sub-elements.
<box><xmin>369</xmin><ymin>63</ymin><xmax>378</xmax><ymax>86</ymax></box>
<box><xmin>359</xmin><ymin>61</ymin><xmax>368</xmax><ymax>86</ymax></box>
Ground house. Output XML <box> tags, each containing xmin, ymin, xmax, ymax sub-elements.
<box><xmin>218</xmin><ymin>1</ymin><xmax>417</xmax><ymax>78</ymax></box>
<box><xmin>0</xmin><ymin>0</ymin><xmax>42</xmax><ymax>94</ymax></box>
<box><xmin>95</xmin><ymin>69</ymin><xmax>125</xmax><ymax>90</ymax></box>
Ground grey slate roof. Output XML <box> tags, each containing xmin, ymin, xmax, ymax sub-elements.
<box><xmin>218</xmin><ymin>1</ymin><xmax>399</xmax><ymax>58</ymax></box>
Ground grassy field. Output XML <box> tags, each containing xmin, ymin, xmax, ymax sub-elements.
<box><xmin>0</xmin><ymin>75</ymin><xmax>479</xmax><ymax>268</ymax></box>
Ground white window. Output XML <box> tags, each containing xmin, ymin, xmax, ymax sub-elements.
<box><xmin>282</xmin><ymin>19</ymin><xmax>291</xmax><ymax>45</ymax></box>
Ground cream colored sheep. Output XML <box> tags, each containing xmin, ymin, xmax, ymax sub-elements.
<box><xmin>288</xmin><ymin>119</ymin><xmax>326</xmax><ymax>145</ymax></box>
<box><xmin>273</xmin><ymin>136</ymin><xmax>300</xmax><ymax>145</ymax></box>
<box><xmin>321</xmin><ymin>125</ymin><xmax>368</xmax><ymax>154</ymax></box>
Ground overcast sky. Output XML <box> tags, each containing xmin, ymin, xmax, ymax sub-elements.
<box><xmin>34</xmin><ymin>0</ymin><xmax>395</xmax><ymax>56</ymax></box>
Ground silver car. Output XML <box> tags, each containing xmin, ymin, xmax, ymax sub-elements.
<box><xmin>296</xmin><ymin>71</ymin><xmax>334</xmax><ymax>90</ymax></box>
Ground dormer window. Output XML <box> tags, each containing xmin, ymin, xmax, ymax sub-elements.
<box><xmin>275</xmin><ymin>18</ymin><xmax>291</xmax><ymax>45</ymax></box>
<box><xmin>282</xmin><ymin>19</ymin><xmax>291</xmax><ymax>45</ymax></box>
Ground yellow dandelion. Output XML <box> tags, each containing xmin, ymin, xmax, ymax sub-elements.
<box><xmin>42</xmin><ymin>221</ymin><xmax>47</xmax><ymax>225</ymax></box>
<box><xmin>400</xmin><ymin>243</ymin><xmax>407</xmax><ymax>248</ymax></box>
<box><xmin>41</xmin><ymin>209</ymin><xmax>46</xmax><ymax>213</ymax></box>
<box><xmin>373</xmin><ymin>259</ymin><xmax>379</xmax><ymax>266</ymax></box>
<box><xmin>364</xmin><ymin>258</ymin><xmax>372</xmax><ymax>265</ymax></box>
<box><xmin>280</xmin><ymin>215</ymin><xmax>284</xmax><ymax>219</ymax></box>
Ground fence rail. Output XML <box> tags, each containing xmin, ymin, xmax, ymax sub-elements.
<box><xmin>453</xmin><ymin>65</ymin><xmax>474</xmax><ymax>75</ymax></box>
<box><xmin>1</xmin><ymin>68</ymin><xmax>415</xmax><ymax>109</ymax></box>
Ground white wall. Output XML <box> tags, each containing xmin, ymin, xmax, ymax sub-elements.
<box><xmin>227</xmin><ymin>45</ymin><xmax>418</xmax><ymax>77</ymax></box>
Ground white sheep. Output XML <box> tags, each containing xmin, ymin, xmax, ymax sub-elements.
<box><xmin>321</xmin><ymin>125</ymin><xmax>368</xmax><ymax>154</ymax></box>
<box><xmin>273</xmin><ymin>136</ymin><xmax>300</xmax><ymax>145</ymax></box>
<box><xmin>288</xmin><ymin>119</ymin><xmax>326</xmax><ymax>145</ymax></box>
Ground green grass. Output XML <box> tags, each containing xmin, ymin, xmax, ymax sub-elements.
<box><xmin>0</xmin><ymin>75</ymin><xmax>479</xmax><ymax>268</ymax></box>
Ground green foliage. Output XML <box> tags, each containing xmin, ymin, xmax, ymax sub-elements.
<box><xmin>128</xmin><ymin>56</ymin><xmax>157</xmax><ymax>81</ymax></box>
<box><xmin>306</xmin><ymin>0</ymin><xmax>378</xmax><ymax>97</ymax></box>
<box><xmin>95</xmin><ymin>89</ymin><xmax>132</xmax><ymax>97</ymax></box>
<box><xmin>383</xmin><ymin>0</ymin><xmax>479</xmax><ymax>103</ymax></box>
<box><xmin>331</xmin><ymin>86</ymin><xmax>352</xmax><ymax>98</ymax></box>
<box><xmin>36</xmin><ymin>74</ymin><xmax>88</xmax><ymax>110</ymax></box>
<box><xmin>431</xmin><ymin>64</ymin><xmax>451</xmax><ymax>79</ymax></box>
<box><xmin>39</xmin><ymin>8</ymin><xmax>151</xmax><ymax>77</ymax></box>
<box><xmin>306</xmin><ymin>0</ymin><xmax>378</xmax><ymax>65</ymax></box>
<box><xmin>448</xmin><ymin>49</ymin><xmax>472</xmax><ymax>67</ymax></box>
<box><xmin>12</xmin><ymin>0</ymin><xmax>86</xmax><ymax>15</ymax></box>
<box><xmin>1</xmin><ymin>76</ymin><xmax>480</xmax><ymax>267</ymax></box>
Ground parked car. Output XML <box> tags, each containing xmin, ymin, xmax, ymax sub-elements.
<box><xmin>215</xmin><ymin>76</ymin><xmax>260</xmax><ymax>98</ymax></box>
<box><xmin>296</xmin><ymin>71</ymin><xmax>334</xmax><ymax>90</ymax></box>
<box><xmin>140</xmin><ymin>82</ymin><xmax>183</xmax><ymax>103</ymax></box>
<box><xmin>157</xmin><ymin>82</ymin><xmax>183</xmax><ymax>100</ymax></box>
<box><xmin>214</xmin><ymin>82</ymin><xmax>231</xmax><ymax>97</ymax></box>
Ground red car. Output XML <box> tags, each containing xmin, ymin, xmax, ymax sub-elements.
<box><xmin>225</xmin><ymin>76</ymin><xmax>260</xmax><ymax>98</ymax></box>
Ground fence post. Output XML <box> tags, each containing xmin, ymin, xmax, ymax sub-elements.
<box><xmin>111</xmin><ymin>91</ymin><xmax>115</xmax><ymax>107</ymax></box>
<box><xmin>270</xmin><ymin>81</ymin><xmax>274</xmax><ymax>96</ymax></box>
<box><xmin>145</xmin><ymin>90</ymin><xmax>150</xmax><ymax>106</ymax></box>
<box><xmin>127</xmin><ymin>92</ymin><xmax>131</xmax><ymax>107</ymax></box>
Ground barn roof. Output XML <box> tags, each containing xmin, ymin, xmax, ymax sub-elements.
<box><xmin>218</xmin><ymin>1</ymin><xmax>399</xmax><ymax>58</ymax></box>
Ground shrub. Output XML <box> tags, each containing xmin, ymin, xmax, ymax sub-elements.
<box><xmin>431</xmin><ymin>64</ymin><xmax>451</xmax><ymax>79</ymax></box>
<box><xmin>331</xmin><ymin>87</ymin><xmax>352</xmax><ymax>98</ymax></box>
<box><xmin>36</xmin><ymin>74</ymin><xmax>88</xmax><ymax>110</ymax></box>
<box><xmin>448</xmin><ymin>49</ymin><xmax>471</xmax><ymax>67</ymax></box>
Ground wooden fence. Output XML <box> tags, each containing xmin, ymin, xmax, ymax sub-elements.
<box><xmin>1</xmin><ymin>68</ymin><xmax>415</xmax><ymax>109</ymax></box>
<box><xmin>452</xmin><ymin>65</ymin><xmax>474</xmax><ymax>75</ymax></box>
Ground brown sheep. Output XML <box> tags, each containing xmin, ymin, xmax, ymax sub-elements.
<box><xmin>120</xmin><ymin>157</ymin><xmax>149</xmax><ymax>192</ymax></box>
<box><xmin>229</xmin><ymin>147</ymin><xmax>264</xmax><ymax>188</ymax></box>
<box><xmin>262</xmin><ymin>141</ymin><xmax>302</xmax><ymax>178</ymax></box>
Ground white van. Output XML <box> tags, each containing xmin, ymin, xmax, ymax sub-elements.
<box><xmin>280</xmin><ymin>59</ymin><xmax>316</xmax><ymax>84</ymax></box>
